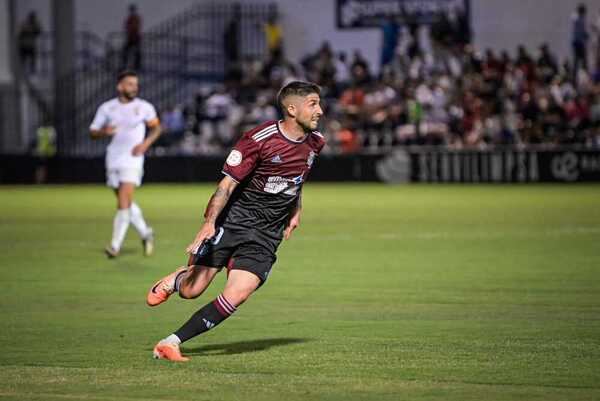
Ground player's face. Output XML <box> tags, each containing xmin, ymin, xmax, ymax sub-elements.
<box><xmin>295</xmin><ymin>94</ymin><xmax>323</xmax><ymax>131</ymax></box>
<box><xmin>117</xmin><ymin>76</ymin><xmax>139</xmax><ymax>100</ymax></box>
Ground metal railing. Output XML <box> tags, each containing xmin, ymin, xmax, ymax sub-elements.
<box><xmin>33</xmin><ymin>30</ymin><xmax>109</xmax><ymax>77</ymax></box>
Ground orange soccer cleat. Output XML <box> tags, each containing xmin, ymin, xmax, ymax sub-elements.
<box><xmin>152</xmin><ymin>342</ymin><xmax>189</xmax><ymax>362</ymax></box>
<box><xmin>146</xmin><ymin>267</ymin><xmax>187</xmax><ymax>307</ymax></box>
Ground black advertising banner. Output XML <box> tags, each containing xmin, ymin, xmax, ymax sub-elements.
<box><xmin>3</xmin><ymin>149</ymin><xmax>600</xmax><ymax>183</ymax></box>
<box><xmin>377</xmin><ymin>148</ymin><xmax>600</xmax><ymax>183</ymax></box>
<box><xmin>336</xmin><ymin>0</ymin><xmax>469</xmax><ymax>28</ymax></box>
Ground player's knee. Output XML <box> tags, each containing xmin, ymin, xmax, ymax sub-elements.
<box><xmin>223</xmin><ymin>287</ymin><xmax>254</xmax><ymax>307</ymax></box>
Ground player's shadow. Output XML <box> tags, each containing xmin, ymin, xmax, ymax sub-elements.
<box><xmin>184</xmin><ymin>337</ymin><xmax>310</xmax><ymax>356</ymax></box>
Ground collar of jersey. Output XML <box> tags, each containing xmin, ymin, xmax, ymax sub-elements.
<box><xmin>276</xmin><ymin>120</ymin><xmax>309</xmax><ymax>144</ymax></box>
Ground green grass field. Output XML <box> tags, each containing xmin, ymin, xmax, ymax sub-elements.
<box><xmin>1</xmin><ymin>183</ymin><xmax>599</xmax><ymax>401</ymax></box>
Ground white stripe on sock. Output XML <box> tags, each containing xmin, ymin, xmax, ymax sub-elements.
<box><xmin>217</xmin><ymin>295</ymin><xmax>236</xmax><ymax>315</ymax></box>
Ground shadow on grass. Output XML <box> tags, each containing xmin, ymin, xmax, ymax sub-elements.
<box><xmin>183</xmin><ymin>337</ymin><xmax>311</xmax><ymax>356</ymax></box>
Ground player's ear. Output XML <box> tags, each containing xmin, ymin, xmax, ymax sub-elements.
<box><xmin>286</xmin><ymin>103</ymin><xmax>297</xmax><ymax>118</ymax></box>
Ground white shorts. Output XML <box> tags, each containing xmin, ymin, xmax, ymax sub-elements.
<box><xmin>106</xmin><ymin>168</ymin><xmax>143</xmax><ymax>188</ymax></box>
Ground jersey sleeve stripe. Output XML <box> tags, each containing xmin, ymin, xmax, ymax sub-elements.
<box><xmin>252</xmin><ymin>126</ymin><xmax>277</xmax><ymax>140</ymax></box>
<box><xmin>253</xmin><ymin>131</ymin><xmax>276</xmax><ymax>142</ymax></box>
<box><xmin>312</xmin><ymin>131</ymin><xmax>324</xmax><ymax>138</ymax></box>
<box><xmin>221</xmin><ymin>171</ymin><xmax>240</xmax><ymax>183</ymax></box>
<box><xmin>252</xmin><ymin>124</ymin><xmax>276</xmax><ymax>137</ymax></box>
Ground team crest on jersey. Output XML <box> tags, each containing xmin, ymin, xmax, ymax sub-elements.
<box><xmin>226</xmin><ymin>150</ymin><xmax>242</xmax><ymax>166</ymax></box>
<box><xmin>307</xmin><ymin>151</ymin><xmax>316</xmax><ymax>167</ymax></box>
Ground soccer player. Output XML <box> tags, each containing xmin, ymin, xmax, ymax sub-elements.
<box><xmin>90</xmin><ymin>70</ymin><xmax>162</xmax><ymax>258</ymax></box>
<box><xmin>146</xmin><ymin>81</ymin><xmax>325</xmax><ymax>361</ymax></box>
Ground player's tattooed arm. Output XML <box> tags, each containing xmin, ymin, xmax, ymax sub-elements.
<box><xmin>204</xmin><ymin>181</ymin><xmax>236</xmax><ymax>224</ymax></box>
<box><xmin>186</xmin><ymin>176</ymin><xmax>238</xmax><ymax>254</ymax></box>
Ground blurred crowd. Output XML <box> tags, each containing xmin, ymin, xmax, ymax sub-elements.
<box><xmin>153</xmin><ymin>8</ymin><xmax>600</xmax><ymax>155</ymax></box>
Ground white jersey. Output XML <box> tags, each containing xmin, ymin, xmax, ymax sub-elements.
<box><xmin>90</xmin><ymin>98</ymin><xmax>158</xmax><ymax>170</ymax></box>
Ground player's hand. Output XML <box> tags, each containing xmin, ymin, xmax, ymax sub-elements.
<box><xmin>186</xmin><ymin>223</ymin><xmax>216</xmax><ymax>254</ymax></box>
<box><xmin>132</xmin><ymin>143</ymin><xmax>147</xmax><ymax>156</ymax></box>
<box><xmin>103</xmin><ymin>126</ymin><xmax>117</xmax><ymax>136</ymax></box>
<box><xmin>284</xmin><ymin>215</ymin><xmax>300</xmax><ymax>240</ymax></box>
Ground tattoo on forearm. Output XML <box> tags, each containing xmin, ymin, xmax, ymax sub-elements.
<box><xmin>204</xmin><ymin>186</ymin><xmax>231</xmax><ymax>223</ymax></box>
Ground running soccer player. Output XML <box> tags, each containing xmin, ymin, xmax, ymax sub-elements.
<box><xmin>146</xmin><ymin>81</ymin><xmax>325</xmax><ymax>361</ymax></box>
<box><xmin>90</xmin><ymin>70</ymin><xmax>162</xmax><ymax>258</ymax></box>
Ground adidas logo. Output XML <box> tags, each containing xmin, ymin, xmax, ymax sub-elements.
<box><xmin>202</xmin><ymin>318</ymin><xmax>215</xmax><ymax>329</ymax></box>
<box><xmin>271</xmin><ymin>155</ymin><xmax>283</xmax><ymax>163</ymax></box>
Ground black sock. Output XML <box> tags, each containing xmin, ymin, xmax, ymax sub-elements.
<box><xmin>174</xmin><ymin>294</ymin><xmax>237</xmax><ymax>343</ymax></box>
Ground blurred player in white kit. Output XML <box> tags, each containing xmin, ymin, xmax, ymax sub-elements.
<box><xmin>89</xmin><ymin>70</ymin><xmax>162</xmax><ymax>258</ymax></box>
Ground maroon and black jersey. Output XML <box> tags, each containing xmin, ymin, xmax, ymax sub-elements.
<box><xmin>219</xmin><ymin>120</ymin><xmax>325</xmax><ymax>238</ymax></box>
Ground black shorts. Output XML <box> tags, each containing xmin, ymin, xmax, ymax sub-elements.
<box><xmin>189</xmin><ymin>224</ymin><xmax>280</xmax><ymax>284</ymax></box>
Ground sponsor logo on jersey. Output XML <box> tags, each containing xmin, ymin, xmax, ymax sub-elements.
<box><xmin>307</xmin><ymin>151</ymin><xmax>316</xmax><ymax>167</ymax></box>
<box><xmin>291</xmin><ymin>174</ymin><xmax>303</xmax><ymax>185</ymax></box>
<box><xmin>226</xmin><ymin>150</ymin><xmax>242</xmax><ymax>166</ymax></box>
<box><xmin>263</xmin><ymin>174</ymin><xmax>303</xmax><ymax>194</ymax></box>
<box><xmin>271</xmin><ymin>155</ymin><xmax>283</xmax><ymax>163</ymax></box>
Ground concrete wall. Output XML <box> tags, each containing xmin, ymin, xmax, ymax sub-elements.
<box><xmin>471</xmin><ymin>0</ymin><xmax>599</xmax><ymax>63</ymax></box>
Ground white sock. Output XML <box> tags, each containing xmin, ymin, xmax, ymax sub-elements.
<box><xmin>162</xmin><ymin>334</ymin><xmax>181</xmax><ymax>345</ymax></box>
<box><xmin>110</xmin><ymin>209</ymin><xmax>130</xmax><ymax>251</ymax></box>
<box><xmin>130</xmin><ymin>202</ymin><xmax>152</xmax><ymax>239</ymax></box>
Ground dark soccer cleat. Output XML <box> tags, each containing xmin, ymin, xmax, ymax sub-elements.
<box><xmin>104</xmin><ymin>246</ymin><xmax>119</xmax><ymax>258</ymax></box>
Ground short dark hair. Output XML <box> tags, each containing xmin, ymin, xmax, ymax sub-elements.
<box><xmin>117</xmin><ymin>70</ymin><xmax>138</xmax><ymax>83</ymax></box>
<box><xmin>277</xmin><ymin>81</ymin><xmax>321</xmax><ymax>113</ymax></box>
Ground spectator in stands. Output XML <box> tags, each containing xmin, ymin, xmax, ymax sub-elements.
<box><xmin>431</xmin><ymin>11</ymin><xmax>453</xmax><ymax>47</ymax></box>
<box><xmin>247</xmin><ymin>94</ymin><xmax>277</xmax><ymax>125</ymax></box>
<box><xmin>263</xmin><ymin>52</ymin><xmax>299</xmax><ymax>92</ymax></box>
<box><xmin>588</xmin><ymin>94</ymin><xmax>600</xmax><ymax>146</ymax></box>
<box><xmin>593</xmin><ymin>9</ymin><xmax>600</xmax><ymax>82</ymax></box>
<box><xmin>350</xmin><ymin>50</ymin><xmax>371</xmax><ymax>78</ymax></box>
<box><xmin>199</xmin><ymin>86</ymin><xmax>237</xmax><ymax>152</ymax></box>
<box><xmin>334</xmin><ymin>118</ymin><xmax>361</xmax><ymax>154</ymax></box>
<box><xmin>263</xmin><ymin>8</ymin><xmax>283</xmax><ymax>60</ymax></box>
<box><xmin>224</xmin><ymin>4</ymin><xmax>241</xmax><ymax>72</ymax></box>
<box><xmin>538</xmin><ymin>96</ymin><xmax>567</xmax><ymax>142</ymax></box>
<box><xmin>312</xmin><ymin>42</ymin><xmax>337</xmax><ymax>95</ymax></box>
<box><xmin>454</xmin><ymin>9</ymin><xmax>472</xmax><ymax>46</ymax></box>
<box><xmin>338</xmin><ymin>81</ymin><xmax>365</xmax><ymax>117</ymax></box>
<box><xmin>122</xmin><ymin>4</ymin><xmax>142</xmax><ymax>70</ymax></box>
<box><xmin>571</xmin><ymin>4</ymin><xmax>589</xmax><ymax>79</ymax></box>
<box><xmin>537</xmin><ymin>43</ymin><xmax>559</xmax><ymax>83</ymax></box>
<box><xmin>158</xmin><ymin>105</ymin><xmax>186</xmax><ymax>148</ymax></box>
<box><xmin>482</xmin><ymin>49</ymin><xmax>502</xmax><ymax>81</ymax></box>
<box><xmin>380</xmin><ymin>16</ymin><xmax>399</xmax><ymax>71</ymax></box>
<box><xmin>334</xmin><ymin>52</ymin><xmax>351</xmax><ymax>89</ymax></box>
<box><xmin>18</xmin><ymin>12</ymin><xmax>41</xmax><ymax>74</ymax></box>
